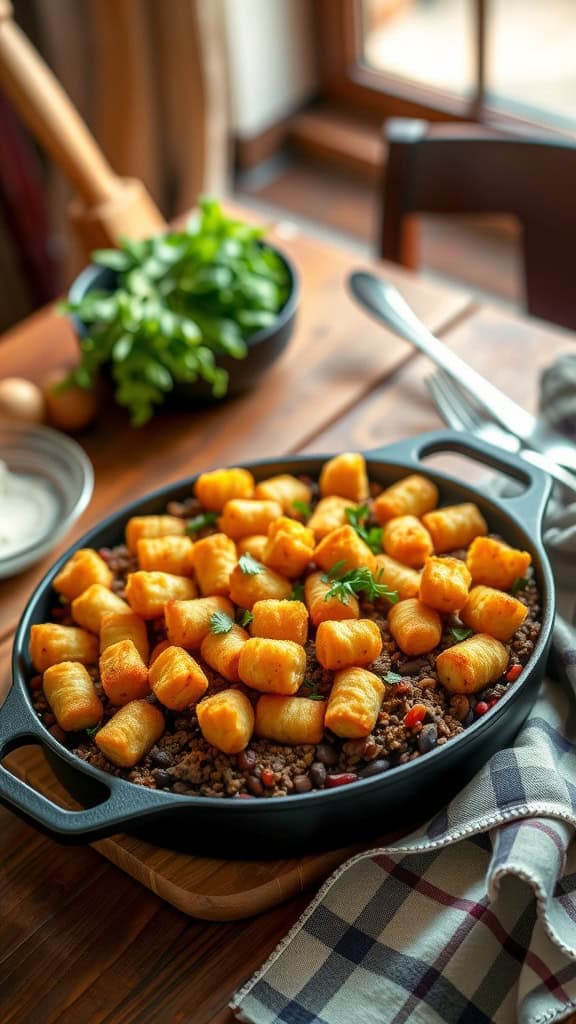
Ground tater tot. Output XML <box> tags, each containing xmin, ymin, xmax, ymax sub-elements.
<box><xmin>149</xmin><ymin>645</ymin><xmax>208</xmax><ymax>709</ymax></box>
<box><xmin>218</xmin><ymin>499</ymin><xmax>282</xmax><ymax>540</ymax></box>
<box><xmin>236</xmin><ymin>535</ymin><xmax>268</xmax><ymax>561</ymax></box>
<box><xmin>422</xmin><ymin>503</ymin><xmax>487</xmax><ymax>554</ymax></box>
<box><xmin>382</xmin><ymin>515</ymin><xmax>434</xmax><ymax>569</ymax></box>
<box><xmin>136</xmin><ymin>536</ymin><xmax>195</xmax><ymax>577</ymax></box>
<box><xmin>100</xmin><ymin>610</ymin><xmax>149</xmax><ymax>664</ymax></box>
<box><xmin>125</xmin><ymin>515</ymin><xmax>185</xmax><ymax>554</ymax></box>
<box><xmin>315</xmin><ymin>619</ymin><xmax>382</xmax><ymax>670</ymax></box>
<box><xmin>325</xmin><ymin>668</ymin><xmax>384</xmax><ymax>738</ymax></box>
<box><xmin>229</xmin><ymin>562</ymin><xmax>292</xmax><ymax>608</ymax></box>
<box><xmin>387</xmin><ymin>598</ymin><xmax>442</xmax><ymax>656</ymax></box>
<box><xmin>200</xmin><ymin>623</ymin><xmax>249</xmax><ymax>682</ymax></box>
<box><xmin>99</xmin><ymin>639</ymin><xmax>150</xmax><ymax>705</ymax></box>
<box><xmin>373</xmin><ymin>555</ymin><xmax>420</xmax><ymax>602</ymax></box>
<box><xmin>197</xmin><ymin>689</ymin><xmax>255</xmax><ymax>754</ymax></box>
<box><xmin>53</xmin><ymin>548</ymin><xmax>113</xmax><ymax>600</ymax></box>
<box><xmin>95</xmin><ymin>700</ymin><xmax>165</xmax><ymax>767</ymax></box>
<box><xmin>308</xmin><ymin>496</ymin><xmax>355</xmax><ymax>541</ymax></box>
<box><xmin>71</xmin><ymin>584</ymin><xmax>132</xmax><ymax>635</ymax></box>
<box><xmin>165</xmin><ymin>596</ymin><xmax>235</xmax><ymax>649</ymax></box>
<box><xmin>238</xmin><ymin>638</ymin><xmax>306</xmax><ymax>695</ymax></box>
<box><xmin>262</xmin><ymin>517</ymin><xmax>315</xmax><ymax>578</ymax></box>
<box><xmin>319</xmin><ymin>452</ymin><xmax>369</xmax><ymax>502</ymax></box>
<box><xmin>193</xmin><ymin>533</ymin><xmax>237</xmax><ymax>596</ymax></box>
<box><xmin>460</xmin><ymin>585</ymin><xmax>528</xmax><ymax>641</ymax></box>
<box><xmin>43</xmin><ymin>661</ymin><xmax>103</xmax><ymax>731</ymax></box>
<box><xmin>254</xmin><ymin>474</ymin><xmax>312</xmax><ymax>516</ymax></box>
<box><xmin>255</xmin><ymin>695</ymin><xmax>325</xmax><ymax>745</ymax></box>
<box><xmin>466</xmin><ymin>536</ymin><xmax>532</xmax><ymax>591</ymax></box>
<box><xmin>419</xmin><ymin>556</ymin><xmax>471</xmax><ymax>613</ymax></box>
<box><xmin>194</xmin><ymin>467</ymin><xmax>255</xmax><ymax>511</ymax></box>
<box><xmin>374</xmin><ymin>474</ymin><xmax>438</xmax><ymax>524</ymax></box>
<box><xmin>250</xmin><ymin>599</ymin><xmax>309</xmax><ymax>645</ymax></box>
<box><xmin>313</xmin><ymin>525</ymin><xmax>376</xmax><ymax>575</ymax></box>
<box><xmin>304</xmin><ymin>571</ymin><xmax>359</xmax><ymax>626</ymax></box>
<box><xmin>436</xmin><ymin>634</ymin><xmax>508</xmax><ymax>694</ymax></box>
<box><xmin>125</xmin><ymin>571</ymin><xmax>197</xmax><ymax>619</ymax></box>
<box><xmin>29</xmin><ymin>623</ymin><xmax>98</xmax><ymax>673</ymax></box>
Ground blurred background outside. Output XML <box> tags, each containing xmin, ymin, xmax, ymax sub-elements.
<box><xmin>1</xmin><ymin>0</ymin><xmax>575</xmax><ymax>332</ymax></box>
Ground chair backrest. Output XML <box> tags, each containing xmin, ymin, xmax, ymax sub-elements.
<box><xmin>379</xmin><ymin>119</ymin><xmax>576</xmax><ymax>330</ymax></box>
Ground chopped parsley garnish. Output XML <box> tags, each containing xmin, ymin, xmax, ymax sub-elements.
<box><xmin>238</xmin><ymin>608</ymin><xmax>254</xmax><ymax>627</ymax></box>
<box><xmin>85</xmin><ymin>724</ymin><xmax>100</xmax><ymax>737</ymax></box>
<box><xmin>322</xmin><ymin>562</ymin><xmax>399</xmax><ymax>605</ymax></box>
<box><xmin>511</xmin><ymin>576</ymin><xmax>529</xmax><ymax>594</ymax></box>
<box><xmin>292</xmin><ymin>500</ymin><xmax>312</xmax><ymax>519</ymax></box>
<box><xmin>210</xmin><ymin>610</ymin><xmax>235</xmax><ymax>634</ymax></box>
<box><xmin>238</xmin><ymin>552</ymin><xmax>265</xmax><ymax>575</ymax></box>
<box><xmin>345</xmin><ymin>504</ymin><xmax>383</xmax><ymax>554</ymax></box>
<box><xmin>186</xmin><ymin>511</ymin><xmax>218</xmax><ymax>534</ymax></box>
<box><xmin>301</xmin><ymin>679</ymin><xmax>325</xmax><ymax>701</ymax></box>
<box><xmin>383</xmin><ymin>671</ymin><xmax>402</xmax><ymax>685</ymax></box>
<box><xmin>449</xmin><ymin>626</ymin><xmax>473</xmax><ymax>642</ymax></box>
<box><xmin>290</xmin><ymin>582</ymin><xmax>305</xmax><ymax>601</ymax></box>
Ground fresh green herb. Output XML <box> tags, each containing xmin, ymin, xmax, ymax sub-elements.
<box><xmin>449</xmin><ymin>626</ymin><xmax>473</xmax><ymax>642</ymax></box>
<box><xmin>383</xmin><ymin>671</ymin><xmax>402</xmax><ymax>685</ymax></box>
<box><xmin>186</xmin><ymin>510</ymin><xmax>218</xmax><ymax>534</ymax></box>
<box><xmin>60</xmin><ymin>198</ymin><xmax>291</xmax><ymax>425</ymax></box>
<box><xmin>301</xmin><ymin>679</ymin><xmax>326</xmax><ymax>701</ymax></box>
<box><xmin>210</xmin><ymin>610</ymin><xmax>235</xmax><ymax>634</ymax></box>
<box><xmin>85</xmin><ymin>724</ymin><xmax>101</xmax><ymax>737</ymax></box>
<box><xmin>238</xmin><ymin>552</ymin><xmax>265</xmax><ymax>575</ymax></box>
<box><xmin>321</xmin><ymin>563</ymin><xmax>399</xmax><ymax>605</ymax></box>
<box><xmin>238</xmin><ymin>608</ymin><xmax>254</xmax><ymax>627</ymax></box>
<box><xmin>511</xmin><ymin>576</ymin><xmax>529</xmax><ymax>594</ymax></box>
<box><xmin>290</xmin><ymin>582</ymin><xmax>305</xmax><ymax>601</ymax></box>
<box><xmin>292</xmin><ymin>500</ymin><xmax>312</xmax><ymax>519</ymax></box>
<box><xmin>345</xmin><ymin>504</ymin><xmax>384</xmax><ymax>554</ymax></box>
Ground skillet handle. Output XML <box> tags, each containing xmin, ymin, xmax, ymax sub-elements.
<box><xmin>0</xmin><ymin>683</ymin><xmax>168</xmax><ymax>841</ymax></box>
<box><xmin>365</xmin><ymin>429</ymin><xmax>552</xmax><ymax>535</ymax></box>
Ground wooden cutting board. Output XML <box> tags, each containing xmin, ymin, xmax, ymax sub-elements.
<box><xmin>5</xmin><ymin>745</ymin><xmax>381</xmax><ymax>921</ymax></box>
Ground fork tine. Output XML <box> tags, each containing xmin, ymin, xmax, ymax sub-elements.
<box><xmin>430</xmin><ymin>371</ymin><xmax>480</xmax><ymax>432</ymax></box>
<box><xmin>425</xmin><ymin>374</ymin><xmax>467</xmax><ymax>431</ymax></box>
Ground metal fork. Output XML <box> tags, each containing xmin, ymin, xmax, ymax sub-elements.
<box><xmin>427</xmin><ymin>370</ymin><xmax>576</xmax><ymax>497</ymax></box>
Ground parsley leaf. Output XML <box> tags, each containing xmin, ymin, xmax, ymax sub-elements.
<box><xmin>383</xmin><ymin>671</ymin><xmax>402</xmax><ymax>685</ymax></box>
<box><xmin>290</xmin><ymin>582</ymin><xmax>305</xmax><ymax>601</ymax></box>
<box><xmin>186</xmin><ymin>511</ymin><xmax>218</xmax><ymax>534</ymax></box>
<box><xmin>321</xmin><ymin>563</ymin><xmax>399</xmax><ymax>605</ymax></box>
<box><xmin>85</xmin><ymin>724</ymin><xmax>100</xmax><ymax>737</ymax></box>
<box><xmin>292</xmin><ymin>500</ymin><xmax>312</xmax><ymax>519</ymax></box>
<box><xmin>345</xmin><ymin>504</ymin><xmax>383</xmax><ymax>554</ymax></box>
<box><xmin>238</xmin><ymin>608</ymin><xmax>254</xmax><ymax>627</ymax></box>
<box><xmin>210</xmin><ymin>610</ymin><xmax>235</xmax><ymax>634</ymax></box>
<box><xmin>511</xmin><ymin>576</ymin><xmax>529</xmax><ymax>594</ymax></box>
<box><xmin>238</xmin><ymin>552</ymin><xmax>264</xmax><ymax>575</ymax></box>
<box><xmin>301</xmin><ymin>679</ymin><xmax>325</xmax><ymax>701</ymax></box>
<box><xmin>449</xmin><ymin>626</ymin><xmax>473</xmax><ymax>642</ymax></box>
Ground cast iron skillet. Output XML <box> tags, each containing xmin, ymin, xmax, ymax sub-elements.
<box><xmin>0</xmin><ymin>431</ymin><xmax>555</xmax><ymax>857</ymax></box>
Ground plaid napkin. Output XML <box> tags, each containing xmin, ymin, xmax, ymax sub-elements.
<box><xmin>232</xmin><ymin>440</ymin><xmax>576</xmax><ymax>1022</ymax></box>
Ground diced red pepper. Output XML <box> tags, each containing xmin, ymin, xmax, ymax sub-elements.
<box><xmin>260</xmin><ymin>767</ymin><xmax>275</xmax><ymax>789</ymax></box>
<box><xmin>475</xmin><ymin>701</ymin><xmax>489</xmax><ymax>717</ymax></box>
<box><xmin>403</xmin><ymin>704</ymin><xmax>427</xmax><ymax>728</ymax></box>
<box><xmin>325</xmin><ymin>772</ymin><xmax>358</xmax><ymax>788</ymax></box>
<box><xmin>506</xmin><ymin>665</ymin><xmax>522</xmax><ymax>683</ymax></box>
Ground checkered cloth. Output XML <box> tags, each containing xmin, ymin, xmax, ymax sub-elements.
<box><xmin>232</xmin><ymin>494</ymin><xmax>576</xmax><ymax>1023</ymax></box>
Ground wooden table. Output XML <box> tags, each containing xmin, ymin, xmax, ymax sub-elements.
<box><xmin>1</xmin><ymin>213</ymin><xmax>575</xmax><ymax>1024</ymax></box>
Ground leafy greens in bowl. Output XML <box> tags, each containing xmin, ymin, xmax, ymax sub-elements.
<box><xmin>64</xmin><ymin>200</ymin><xmax>297</xmax><ymax>426</ymax></box>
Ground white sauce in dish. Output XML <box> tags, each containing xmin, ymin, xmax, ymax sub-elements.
<box><xmin>0</xmin><ymin>459</ymin><xmax>60</xmax><ymax>558</ymax></box>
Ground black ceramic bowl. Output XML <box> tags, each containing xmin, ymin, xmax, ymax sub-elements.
<box><xmin>0</xmin><ymin>432</ymin><xmax>555</xmax><ymax>858</ymax></box>
<box><xmin>68</xmin><ymin>245</ymin><xmax>299</xmax><ymax>404</ymax></box>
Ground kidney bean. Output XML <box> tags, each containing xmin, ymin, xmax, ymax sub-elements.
<box><xmin>450</xmin><ymin>695</ymin><xmax>470</xmax><ymax>722</ymax></box>
<box><xmin>310</xmin><ymin>762</ymin><xmax>327</xmax><ymax>788</ymax></box>
<box><xmin>151</xmin><ymin>749</ymin><xmax>172</xmax><ymax>768</ymax></box>
<box><xmin>238</xmin><ymin>749</ymin><xmax>257</xmax><ymax>772</ymax></box>
<box><xmin>247</xmin><ymin>775</ymin><xmax>264</xmax><ymax>797</ymax></box>
<box><xmin>315</xmin><ymin>742</ymin><xmax>339</xmax><ymax>766</ymax></box>
<box><xmin>152</xmin><ymin>769</ymin><xmax>173</xmax><ymax>788</ymax></box>
<box><xmin>325</xmin><ymin>773</ymin><xmax>358</xmax><ymax>788</ymax></box>
<box><xmin>293</xmin><ymin>775</ymin><xmax>313</xmax><ymax>794</ymax></box>
<box><xmin>359</xmin><ymin>759</ymin><xmax>390</xmax><ymax>778</ymax></box>
<box><xmin>418</xmin><ymin>724</ymin><xmax>438</xmax><ymax>754</ymax></box>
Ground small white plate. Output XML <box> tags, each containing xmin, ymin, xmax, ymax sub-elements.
<box><xmin>0</xmin><ymin>422</ymin><xmax>94</xmax><ymax>578</ymax></box>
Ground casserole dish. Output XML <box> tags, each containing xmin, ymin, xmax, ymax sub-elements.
<box><xmin>0</xmin><ymin>431</ymin><xmax>555</xmax><ymax>857</ymax></box>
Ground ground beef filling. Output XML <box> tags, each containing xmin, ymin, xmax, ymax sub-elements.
<box><xmin>31</xmin><ymin>540</ymin><xmax>541</xmax><ymax>800</ymax></box>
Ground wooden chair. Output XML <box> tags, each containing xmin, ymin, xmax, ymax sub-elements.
<box><xmin>379</xmin><ymin>118</ymin><xmax>576</xmax><ymax>331</ymax></box>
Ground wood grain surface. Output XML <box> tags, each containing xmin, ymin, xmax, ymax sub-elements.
<box><xmin>1</xmin><ymin>214</ymin><xmax>573</xmax><ymax>1023</ymax></box>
